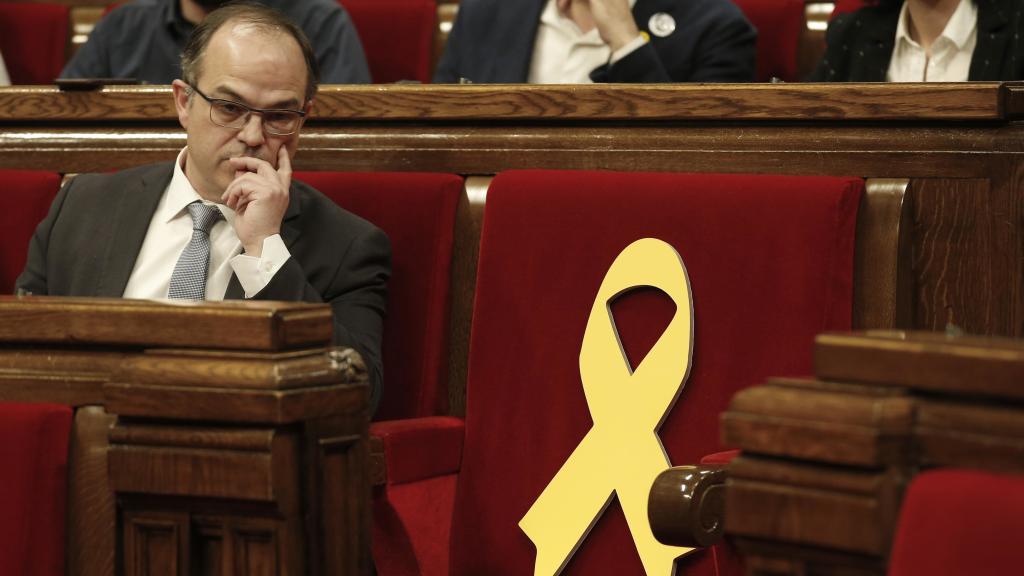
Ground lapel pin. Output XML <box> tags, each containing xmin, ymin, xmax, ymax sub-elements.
<box><xmin>648</xmin><ymin>12</ymin><xmax>676</xmax><ymax>38</ymax></box>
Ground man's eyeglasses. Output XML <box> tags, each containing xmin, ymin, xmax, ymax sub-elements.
<box><xmin>188</xmin><ymin>85</ymin><xmax>307</xmax><ymax>136</ymax></box>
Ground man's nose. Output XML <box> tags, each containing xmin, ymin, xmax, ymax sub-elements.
<box><xmin>236</xmin><ymin>113</ymin><xmax>266</xmax><ymax>147</ymax></box>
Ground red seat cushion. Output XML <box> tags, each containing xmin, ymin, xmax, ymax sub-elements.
<box><xmin>0</xmin><ymin>402</ymin><xmax>73</xmax><ymax>576</ymax></box>
<box><xmin>730</xmin><ymin>0</ymin><xmax>805</xmax><ymax>82</ymax></box>
<box><xmin>889</xmin><ymin>469</ymin><xmax>1024</xmax><ymax>576</ymax></box>
<box><xmin>449</xmin><ymin>171</ymin><xmax>862</xmax><ymax>575</ymax></box>
<box><xmin>0</xmin><ymin>170</ymin><xmax>62</xmax><ymax>293</ymax></box>
<box><xmin>338</xmin><ymin>0</ymin><xmax>436</xmax><ymax>83</ymax></box>
<box><xmin>295</xmin><ymin>172</ymin><xmax>461</xmax><ymax>420</ymax></box>
<box><xmin>0</xmin><ymin>3</ymin><xmax>69</xmax><ymax>84</ymax></box>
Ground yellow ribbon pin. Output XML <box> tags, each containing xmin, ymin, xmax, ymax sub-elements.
<box><xmin>519</xmin><ymin>238</ymin><xmax>695</xmax><ymax>575</ymax></box>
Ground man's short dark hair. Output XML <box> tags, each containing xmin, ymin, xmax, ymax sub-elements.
<box><xmin>181</xmin><ymin>1</ymin><xmax>321</xmax><ymax>102</ymax></box>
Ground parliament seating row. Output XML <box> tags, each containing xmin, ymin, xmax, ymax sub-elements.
<box><xmin>0</xmin><ymin>0</ymin><xmax>438</xmax><ymax>84</ymax></box>
<box><xmin>0</xmin><ymin>0</ymin><xmax>854</xmax><ymax>84</ymax></box>
<box><xmin>0</xmin><ymin>166</ymin><xmax>905</xmax><ymax>575</ymax></box>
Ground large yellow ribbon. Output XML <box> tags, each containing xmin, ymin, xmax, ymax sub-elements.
<box><xmin>519</xmin><ymin>238</ymin><xmax>694</xmax><ymax>576</ymax></box>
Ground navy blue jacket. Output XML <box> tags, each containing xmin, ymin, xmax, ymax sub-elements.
<box><xmin>434</xmin><ymin>0</ymin><xmax>756</xmax><ymax>83</ymax></box>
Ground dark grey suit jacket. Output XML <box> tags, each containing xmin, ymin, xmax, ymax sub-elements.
<box><xmin>15</xmin><ymin>162</ymin><xmax>390</xmax><ymax>409</ymax></box>
<box><xmin>433</xmin><ymin>0</ymin><xmax>756</xmax><ymax>83</ymax></box>
<box><xmin>810</xmin><ymin>0</ymin><xmax>1024</xmax><ymax>81</ymax></box>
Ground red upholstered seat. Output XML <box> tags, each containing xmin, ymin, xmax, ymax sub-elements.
<box><xmin>373</xmin><ymin>170</ymin><xmax>862</xmax><ymax>576</ymax></box>
<box><xmin>338</xmin><ymin>0</ymin><xmax>436</xmax><ymax>83</ymax></box>
<box><xmin>731</xmin><ymin>0</ymin><xmax>805</xmax><ymax>81</ymax></box>
<box><xmin>888</xmin><ymin>469</ymin><xmax>1024</xmax><ymax>576</ymax></box>
<box><xmin>0</xmin><ymin>3</ymin><xmax>69</xmax><ymax>84</ymax></box>
<box><xmin>0</xmin><ymin>170</ymin><xmax>62</xmax><ymax>294</ymax></box>
<box><xmin>0</xmin><ymin>402</ymin><xmax>73</xmax><ymax>576</ymax></box>
<box><xmin>295</xmin><ymin>171</ymin><xmax>461</xmax><ymax>420</ymax></box>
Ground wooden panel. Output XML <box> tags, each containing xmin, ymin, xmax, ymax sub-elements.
<box><xmin>0</xmin><ymin>297</ymin><xmax>332</xmax><ymax>350</ymax></box>
<box><xmin>0</xmin><ymin>84</ymin><xmax>1009</xmax><ymax>121</ymax></box>
<box><xmin>722</xmin><ymin>378</ymin><xmax>913</xmax><ymax>467</ymax></box>
<box><xmin>815</xmin><ymin>331</ymin><xmax>1024</xmax><ymax>399</ymax></box>
<box><xmin>123</xmin><ymin>511</ymin><xmax>188</xmax><ymax>576</ymax></box>
<box><xmin>726</xmin><ymin>456</ymin><xmax>907</xmax><ymax>557</ymax></box>
<box><xmin>908</xmin><ymin>177</ymin><xmax>1014</xmax><ymax>334</ymax></box>
<box><xmin>916</xmin><ymin>398</ymin><xmax>1024</xmax><ymax>473</ymax></box>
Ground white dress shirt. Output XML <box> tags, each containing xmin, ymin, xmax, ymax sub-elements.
<box><xmin>122</xmin><ymin>148</ymin><xmax>291</xmax><ymax>300</ymax></box>
<box><xmin>528</xmin><ymin>0</ymin><xmax>645</xmax><ymax>83</ymax></box>
<box><xmin>0</xmin><ymin>50</ymin><xmax>10</xmax><ymax>86</ymax></box>
<box><xmin>887</xmin><ymin>0</ymin><xmax>978</xmax><ymax>82</ymax></box>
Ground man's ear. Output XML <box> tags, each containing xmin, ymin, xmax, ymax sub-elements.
<box><xmin>171</xmin><ymin>79</ymin><xmax>192</xmax><ymax>130</ymax></box>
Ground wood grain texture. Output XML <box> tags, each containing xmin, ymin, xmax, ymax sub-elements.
<box><xmin>722</xmin><ymin>379</ymin><xmax>913</xmax><ymax>467</ymax></box>
<box><xmin>0</xmin><ymin>296</ymin><xmax>333</xmax><ymax>350</ymax></box>
<box><xmin>854</xmin><ymin>180</ymin><xmax>914</xmax><ymax>330</ymax></box>
<box><xmin>67</xmin><ymin>406</ymin><xmax>116</xmax><ymax>576</ymax></box>
<box><xmin>815</xmin><ymin>330</ymin><xmax>1024</xmax><ymax>399</ymax></box>
<box><xmin>0</xmin><ymin>83</ymin><xmax>1008</xmax><ymax>121</ymax></box>
<box><xmin>117</xmin><ymin>348</ymin><xmax>347</xmax><ymax>390</ymax></box>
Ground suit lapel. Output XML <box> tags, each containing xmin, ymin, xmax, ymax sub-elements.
<box><xmin>490</xmin><ymin>0</ymin><xmax>548</xmax><ymax>82</ymax></box>
<box><xmin>94</xmin><ymin>164</ymin><xmax>171</xmax><ymax>297</ymax></box>
<box><xmin>223</xmin><ymin>184</ymin><xmax>303</xmax><ymax>300</ymax></box>
<box><xmin>850</xmin><ymin>8</ymin><xmax>900</xmax><ymax>82</ymax></box>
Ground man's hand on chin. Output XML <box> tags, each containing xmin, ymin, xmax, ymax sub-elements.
<box><xmin>221</xmin><ymin>147</ymin><xmax>292</xmax><ymax>257</ymax></box>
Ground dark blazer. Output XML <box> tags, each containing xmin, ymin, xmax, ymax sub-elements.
<box><xmin>15</xmin><ymin>163</ymin><xmax>391</xmax><ymax>409</ymax></box>
<box><xmin>809</xmin><ymin>0</ymin><xmax>1024</xmax><ymax>81</ymax></box>
<box><xmin>433</xmin><ymin>0</ymin><xmax>756</xmax><ymax>83</ymax></box>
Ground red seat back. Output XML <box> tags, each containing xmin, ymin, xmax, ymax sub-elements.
<box><xmin>338</xmin><ymin>0</ymin><xmax>436</xmax><ymax>83</ymax></box>
<box><xmin>0</xmin><ymin>170</ymin><xmax>62</xmax><ymax>293</ymax></box>
<box><xmin>888</xmin><ymin>469</ymin><xmax>1024</xmax><ymax>576</ymax></box>
<box><xmin>296</xmin><ymin>172</ymin><xmax>461</xmax><ymax>420</ymax></box>
<box><xmin>0</xmin><ymin>3</ymin><xmax>69</xmax><ymax>84</ymax></box>
<box><xmin>450</xmin><ymin>171</ymin><xmax>862</xmax><ymax>575</ymax></box>
<box><xmin>0</xmin><ymin>402</ymin><xmax>73</xmax><ymax>576</ymax></box>
<box><xmin>730</xmin><ymin>0</ymin><xmax>805</xmax><ymax>81</ymax></box>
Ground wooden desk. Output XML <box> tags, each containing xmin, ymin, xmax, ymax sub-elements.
<box><xmin>0</xmin><ymin>296</ymin><xmax>370</xmax><ymax>576</ymax></box>
<box><xmin>1</xmin><ymin>83</ymin><xmax>1018</xmax><ymax>341</ymax></box>
<box><xmin>713</xmin><ymin>330</ymin><xmax>1024</xmax><ymax>575</ymax></box>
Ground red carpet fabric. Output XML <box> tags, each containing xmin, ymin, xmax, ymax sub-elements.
<box><xmin>0</xmin><ymin>402</ymin><xmax>73</xmax><ymax>576</ymax></box>
<box><xmin>296</xmin><ymin>172</ymin><xmax>461</xmax><ymax>420</ymax></box>
<box><xmin>889</xmin><ymin>469</ymin><xmax>1024</xmax><ymax>576</ymax></box>
<box><xmin>0</xmin><ymin>3</ymin><xmax>69</xmax><ymax>84</ymax></box>
<box><xmin>0</xmin><ymin>170</ymin><xmax>62</xmax><ymax>293</ymax></box>
<box><xmin>338</xmin><ymin>0</ymin><xmax>436</xmax><ymax>83</ymax></box>
<box><xmin>731</xmin><ymin>0</ymin><xmax>805</xmax><ymax>81</ymax></box>
<box><xmin>447</xmin><ymin>170</ymin><xmax>862</xmax><ymax>575</ymax></box>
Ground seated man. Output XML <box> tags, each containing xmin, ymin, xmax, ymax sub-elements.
<box><xmin>18</xmin><ymin>2</ymin><xmax>390</xmax><ymax>409</ymax></box>
<box><xmin>810</xmin><ymin>0</ymin><xmax>1024</xmax><ymax>81</ymax></box>
<box><xmin>433</xmin><ymin>0</ymin><xmax>756</xmax><ymax>83</ymax></box>
<box><xmin>62</xmin><ymin>0</ymin><xmax>371</xmax><ymax>84</ymax></box>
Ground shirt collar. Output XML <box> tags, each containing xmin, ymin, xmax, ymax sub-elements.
<box><xmin>160</xmin><ymin>147</ymin><xmax>235</xmax><ymax>226</ymax></box>
<box><xmin>895</xmin><ymin>0</ymin><xmax>978</xmax><ymax>51</ymax></box>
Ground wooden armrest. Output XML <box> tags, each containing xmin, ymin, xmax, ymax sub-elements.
<box><xmin>648</xmin><ymin>464</ymin><xmax>728</xmax><ymax>548</ymax></box>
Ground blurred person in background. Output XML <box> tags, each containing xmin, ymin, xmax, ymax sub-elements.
<box><xmin>434</xmin><ymin>0</ymin><xmax>756</xmax><ymax>83</ymax></box>
<box><xmin>810</xmin><ymin>0</ymin><xmax>1024</xmax><ymax>81</ymax></box>
<box><xmin>62</xmin><ymin>0</ymin><xmax>370</xmax><ymax>84</ymax></box>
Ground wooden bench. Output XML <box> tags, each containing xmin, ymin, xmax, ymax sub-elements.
<box><xmin>0</xmin><ymin>297</ymin><xmax>370</xmax><ymax>576</ymax></box>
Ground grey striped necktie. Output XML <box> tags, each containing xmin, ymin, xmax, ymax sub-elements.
<box><xmin>167</xmin><ymin>201</ymin><xmax>223</xmax><ymax>300</ymax></box>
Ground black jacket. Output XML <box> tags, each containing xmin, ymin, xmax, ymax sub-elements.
<box><xmin>810</xmin><ymin>0</ymin><xmax>1024</xmax><ymax>81</ymax></box>
<box><xmin>434</xmin><ymin>0</ymin><xmax>756</xmax><ymax>83</ymax></box>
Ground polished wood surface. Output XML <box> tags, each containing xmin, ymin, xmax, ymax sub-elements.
<box><xmin>0</xmin><ymin>297</ymin><xmax>371</xmax><ymax>576</ymax></box>
<box><xmin>701</xmin><ymin>331</ymin><xmax>1024</xmax><ymax>576</ymax></box>
<box><xmin>0</xmin><ymin>83</ymin><xmax>1012</xmax><ymax>121</ymax></box>
<box><xmin>0</xmin><ymin>296</ymin><xmax>333</xmax><ymax>350</ymax></box>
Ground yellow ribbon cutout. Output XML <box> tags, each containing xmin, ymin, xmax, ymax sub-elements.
<box><xmin>519</xmin><ymin>238</ymin><xmax>694</xmax><ymax>576</ymax></box>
